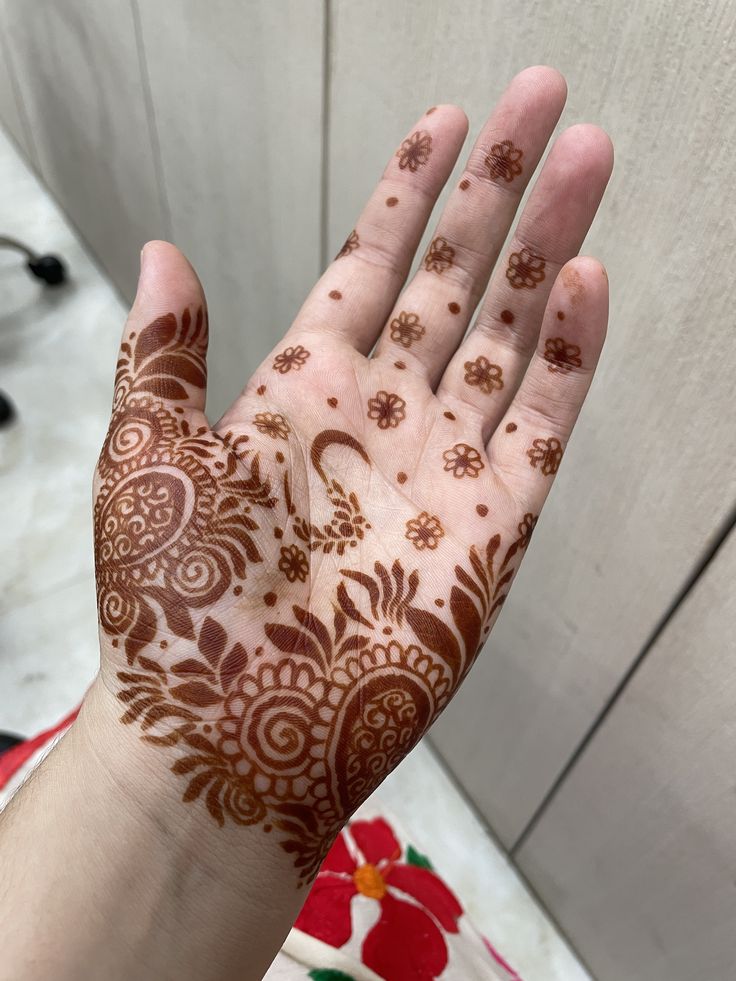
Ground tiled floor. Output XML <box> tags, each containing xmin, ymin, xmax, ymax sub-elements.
<box><xmin>0</xmin><ymin>126</ymin><xmax>591</xmax><ymax>981</ymax></box>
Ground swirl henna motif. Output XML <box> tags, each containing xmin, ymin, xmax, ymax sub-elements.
<box><xmin>97</xmin><ymin>309</ymin><xmax>539</xmax><ymax>884</ymax></box>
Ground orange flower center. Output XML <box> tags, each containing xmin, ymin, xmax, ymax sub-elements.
<box><xmin>353</xmin><ymin>863</ymin><xmax>387</xmax><ymax>900</ymax></box>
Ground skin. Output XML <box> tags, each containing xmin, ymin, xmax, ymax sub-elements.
<box><xmin>0</xmin><ymin>67</ymin><xmax>612</xmax><ymax>981</ymax></box>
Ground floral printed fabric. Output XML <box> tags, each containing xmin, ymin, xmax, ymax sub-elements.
<box><xmin>270</xmin><ymin>814</ymin><xmax>522</xmax><ymax>981</ymax></box>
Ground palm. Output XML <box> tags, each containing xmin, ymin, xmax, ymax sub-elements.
<box><xmin>94</xmin><ymin>68</ymin><xmax>612</xmax><ymax>881</ymax></box>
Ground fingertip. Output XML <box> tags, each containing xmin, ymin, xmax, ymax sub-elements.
<box><xmin>511</xmin><ymin>65</ymin><xmax>568</xmax><ymax>107</ymax></box>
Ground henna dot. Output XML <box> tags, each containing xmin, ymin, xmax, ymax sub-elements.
<box><xmin>264</xmin><ymin>824</ymin><xmax>272</xmax><ymax>833</ymax></box>
<box><xmin>500</xmin><ymin>309</ymin><xmax>514</xmax><ymax>324</ymax></box>
<box><xmin>444</xmin><ymin>411</ymin><xmax>456</xmax><ymax>420</ymax></box>
<box><xmin>233</xmin><ymin>585</ymin><xmax>243</xmax><ymax>596</ymax></box>
<box><xmin>274</xmin><ymin>527</ymin><xmax>284</xmax><ymax>539</ymax></box>
<box><xmin>505</xmin><ymin>422</ymin><xmax>517</xmax><ymax>433</ymax></box>
<box><xmin>434</xmin><ymin>598</ymin><xmax>445</xmax><ymax>608</ymax></box>
<box><xmin>382</xmin><ymin>626</ymin><xmax>392</xmax><ymax>635</ymax></box>
<box><xmin>174</xmin><ymin>407</ymin><xmax>185</xmax><ymax>414</ymax></box>
<box><xmin>426</xmin><ymin>106</ymin><xmax>437</xmax><ymax>115</ymax></box>
<box><xmin>448</xmin><ymin>302</ymin><xmax>461</xmax><ymax>314</ymax></box>
<box><xmin>329</xmin><ymin>289</ymin><xmax>342</xmax><ymax>300</ymax></box>
<box><xmin>276</xmin><ymin>451</ymin><xmax>285</xmax><ymax>463</ymax></box>
<box><xmin>264</xmin><ymin>592</ymin><xmax>277</xmax><ymax>607</ymax></box>
<box><xmin>111</xmin><ymin>639</ymin><xmax>118</xmax><ymax>648</ymax></box>
<box><xmin>160</xmin><ymin>639</ymin><xmax>168</xmax><ymax>649</ymax></box>
<box><xmin>476</xmin><ymin>504</ymin><xmax>489</xmax><ymax>517</ymax></box>
<box><xmin>327</xmin><ymin>397</ymin><xmax>338</xmax><ymax>408</ymax></box>
<box><xmin>459</xmin><ymin>178</ymin><xmax>470</xmax><ymax>190</ymax></box>
<box><xmin>203</xmin><ymin>724</ymin><xmax>212</xmax><ymax>734</ymax></box>
<box><xmin>397</xmin><ymin>471</ymin><xmax>407</xmax><ymax>484</ymax></box>
<box><xmin>394</xmin><ymin>361</ymin><xmax>406</xmax><ymax>370</ymax></box>
<box><xmin>129</xmin><ymin>332</ymin><xmax>136</xmax><ymax>339</ymax></box>
<box><xmin>557</xmin><ymin>310</ymin><xmax>565</xmax><ymax>320</ymax></box>
<box><xmin>257</xmin><ymin>384</ymin><xmax>266</xmax><ymax>395</ymax></box>
<box><xmin>214</xmin><ymin>461</ymin><xmax>224</xmax><ymax>470</ymax></box>
<box><xmin>386</xmin><ymin>196</ymin><xmax>399</xmax><ymax>207</ymax></box>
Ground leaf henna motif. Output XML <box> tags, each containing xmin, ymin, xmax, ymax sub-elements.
<box><xmin>100</xmin><ymin>310</ymin><xmax>541</xmax><ymax>884</ymax></box>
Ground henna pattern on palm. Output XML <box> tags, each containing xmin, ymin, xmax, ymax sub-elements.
<box><xmin>95</xmin><ymin>309</ymin><xmax>538</xmax><ymax>884</ymax></box>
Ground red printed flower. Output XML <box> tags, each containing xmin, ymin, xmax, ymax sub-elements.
<box><xmin>295</xmin><ymin>818</ymin><xmax>463</xmax><ymax>980</ymax></box>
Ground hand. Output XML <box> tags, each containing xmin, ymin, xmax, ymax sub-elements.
<box><xmin>94</xmin><ymin>66</ymin><xmax>612</xmax><ymax>884</ymax></box>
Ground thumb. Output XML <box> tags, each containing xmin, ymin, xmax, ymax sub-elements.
<box><xmin>113</xmin><ymin>240</ymin><xmax>208</xmax><ymax>413</ymax></box>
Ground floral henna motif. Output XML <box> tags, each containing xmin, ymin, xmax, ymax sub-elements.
<box><xmin>272</xmin><ymin>345</ymin><xmax>311</xmax><ymax>374</ymax></box>
<box><xmin>396</xmin><ymin>130</ymin><xmax>432</xmax><ymax>172</ymax></box>
<box><xmin>367</xmin><ymin>391</ymin><xmax>406</xmax><ymax>430</ymax></box>
<box><xmin>389</xmin><ymin>311</ymin><xmax>425</xmax><ymax>348</ymax></box>
<box><xmin>336</xmin><ymin>230</ymin><xmax>359</xmax><ymax>259</ymax></box>
<box><xmin>485</xmin><ymin>139</ymin><xmax>523</xmax><ymax>183</ymax></box>
<box><xmin>463</xmin><ymin>356</ymin><xmax>504</xmax><ymax>395</ymax></box>
<box><xmin>424</xmin><ymin>237</ymin><xmax>455</xmax><ymax>274</ymax></box>
<box><xmin>253</xmin><ymin>412</ymin><xmax>290</xmax><ymax>440</ymax></box>
<box><xmin>442</xmin><ymin>443</ymin><xmax>485</xmax><ymax>479</ymax></box>
<box><xmin>405</xmin><ymin>512</ymin><xmax>444</xmax><ymax>551</ymax></box>
<box><xmin>278</xmin><ymin>544</ymin><xmax>309</xmax><ymax>583</ymax></box>
<box><xmin>117</xmin><ymin>506</ymin><xmax>538</xmax><ymax>881</ymax></box>
<box><xmin>527</xmin><ymin>437</ymin><xmax>563</xmax><ymax>475</ymax></box>
<box><xmin>543</xmin><ymin>337</ymin><xmax>582</xmax><ymax>373</ymax></box>
<box><xmin>506</xmin><ymin>248</ymin><xmax>546</xmax><ymax>290</ymax></box>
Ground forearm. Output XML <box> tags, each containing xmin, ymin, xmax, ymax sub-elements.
<box><xmin>0</xmin><ymin>680</ymin><xmax>304</xmax><ymax>981</ymax></box>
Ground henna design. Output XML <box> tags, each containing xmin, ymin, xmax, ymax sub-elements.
<box><xmin>443</xmin><ymin>411</ymin><xmax>456</xmax><ymax>421</ymax></box>
<box><xmin>329</xmin><ymin>290</ymin><xmax>342</xmax><ymax>300</ymax></box>
<box><xmin>257</xmin><ymin>385</ymin><xmax>267</xmax><ymax>396</ymax></box>
<box><xmin>424</xmin><ymin>237</ymin><xmax>455</xmax><ymax>274</ymax></box>
<box><xmin>544</xmin><ymin>337</ymin><xmax>582</xmax><ymax>374</ymax></box>
<box><xmin>278</xmin><ymin>544</ymin><xmax>309</xmax><ymax>583</ymax></box>
<box><xmin>500</xmin><ymin>309</ymin><xmax>514</xmax><ymax>324</ymax></box>
<box><xmin>386</xmin><ymin>196</ymin><xmax>399</xmax><ymax>207</ymax></box>
<box><xmin>100</xmin><ymin>313</ymin><xmax>540</xmax><ymax>886</ymax></box>
<box><xmin>394</xmin><ymin>361</ymin><xmax>406</xmax><ymax>370</ymax></box>
<box><xmin>336</xmin><ymin>230</ymin><xmax>359</xmax><ymax>259</ymax></box>
<box><xmin>397</xmin><ymin>471</ymin><xmax>407</xmax><ymax>484</ymax></box>
<box><xmin>389</xmin><ymin>311</ymin><xmax>425</xmax><ymax>349</ymax></box>
<box><xmin>506</xmin><ymin>248</ymin><xmax>546</xmax><ymax>290</ymax></box>
<box><xmin>253</xmin><ymin>412</ymin><xmax>290</xmax><ymax>440</ymax></box>
<box><xmin>459</xmin><ymin>179</ymin><xmax>470</xmax><ymax>190</ymax></box>
<box><xmin>396</xmin><ymin>130</ymin><xmax>432</xmax><ymax>172</ymax></box>
<box><xmin>527</xmin><ymin>437</ymin><xmax>563</xmax><ymax>475</ymax></box>
<box><xmin>476</xmin><ymin>504</ymin><xmax>489</xmax><ymax>517</ymax></box>
<box><xmin>117</xmin><ymin>512</ymin><xmax>536</xmax><ymax>880</ymax></box>
<box><xmin>557</xmin><ymin>310</ymin><xmax>565</xmax><ymax>320</ymax></box>
<box><xmin>95</xmin><ymin>314</ymin><xmax>275</xmax><ymax>664</ymax></box>
<box><xmin>367</xmin><ymin>391</ymin><xmax>406</xmax><ymax>430</ymax></box>
<box><xmin>405</xmin><ymin>512</ymin><xmax>444</xmax><ymax>551</ymax></box>
<box><xmin>485</xmin><ymin>140</ymin><xmax>523</xmax><ymax>183</ymax></box>
<box><xmin>426</xmin><ymin>106</ymin><xmax>437</xmax><ymax>115</ymax></box>
<box><xmin>272</xmin><ymin>345</ymin><xmax>311</xmax><ymax>374</ymax></box>
<box><xmin>442</xmin><ymin>443</ymin><xmax>485</xmax><ymax>479</ymax></box>
<box><xmin>505</xmin><ymin>422</ymin><xmax>517</xmax><ymax>433</ymax></box>
<box><xmin>448</xmin><ymin>302</ymin><xmax>461</xmax><ymax>315</ymax></box>
<box><xmin>463</xmin><ymin>356</ymin><xmax>504</xmax><ymax>395</ymax></box>
<box><xmin>327</xmin><ymin>397</ymin><xmax>338</xmax><ymax>408</ymax></box>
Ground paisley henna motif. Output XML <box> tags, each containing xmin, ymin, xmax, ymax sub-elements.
<box><xmin>97</xmin><ymin>308</ymin><xmax>538</xmax><ymax>886</ymax></box>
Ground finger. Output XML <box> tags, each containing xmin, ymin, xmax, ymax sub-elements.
<box><xmin>438</xmin><ymin>125</ymin><xmax>613</xmax><ymax>441</ymax></box>
<box><xmin>291</xmin><ymin>105</ymin><xmax>469</xmax><ymax>353</ymax></box>
<box><xmin>114</xmin><ymin>241</ymin><xmax>208</xmax><ymax>415</ymax></box>
<box><xmin>488</xmin><ymin>256</ymin><xmax>608</xmax><ymax>513</ymax></box>
<box><xmin>373</xmin><ymin>65</ymin><xmax>567</xmax><ymax>383</ymax></box>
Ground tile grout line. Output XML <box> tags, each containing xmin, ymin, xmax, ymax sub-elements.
<box><xmin>129</xmin><ymin>0</ymin><xmax>173</xmax><ymax>242</ymax></box>
<box><xmin>511</xmin><ymin>498</ymin><xmax>736</xmax><ymax>856</ymax></box>
<box><xmin>318</xmin><ymin>0</ymin><xmax>332</xmax><ymax>271</ymax></box>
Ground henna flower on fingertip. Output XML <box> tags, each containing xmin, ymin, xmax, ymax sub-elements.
<box><xmin>396</xmin><ymin>130</ymin><xmax>433</xmax><ymax>172</ymax></box>
<box><xmin>442</xmin><ymin>443</ymin><xmax>485</xmax><ymax>479</ymax></box>
<box><xmin>543</xmin><ymin>337</ymin><xmax>582</xmax><ymax>374</ymax></box>
<box><xmin>463</xmin><ymin>356</ymin><xmax>504</xmax><ymax>395</ymax></box>
<box><xmin>506</xmin><ymin>248</ymin><xmax>546</xmax><ymax>290</ymax></box>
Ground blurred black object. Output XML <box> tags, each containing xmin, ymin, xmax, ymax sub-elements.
<box><xmin>0</xmin><ymin>391</ymin><xmax>15</xmax><ymax>428</ymax></box>
<box><xmin>0</xmin><ymin>731</ymin><xmax>23</xmax><ymax>756</ymax></box>
<box><xmin>0</xmin><ymin>234</ymin><xmax>66</xmax><ymax>286</ymax></box>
